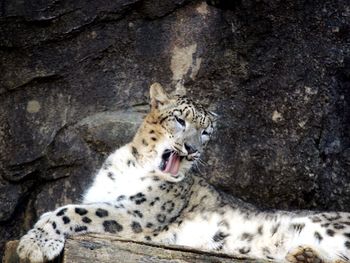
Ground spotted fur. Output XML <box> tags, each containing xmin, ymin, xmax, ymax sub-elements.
<box><xmin>18</xmin><ymin>83</ymin><xmax>350</xmax><ymax>263</ymax></box>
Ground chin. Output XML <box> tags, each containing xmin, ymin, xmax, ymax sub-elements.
<box><xmin>164</xmin><ymin>171</ymin><xmax>186</xmax><ymax>182</ymax></box>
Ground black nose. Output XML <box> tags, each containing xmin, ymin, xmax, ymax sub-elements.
<box><xmin>184</xmin><ymin>143</ymin><xmax>197</xmax><ymax>154</ymax></box>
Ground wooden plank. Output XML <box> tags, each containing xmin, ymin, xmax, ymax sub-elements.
<box><xmin>3</xmin><ymin>241</ymin><xmax>20</xmax><ymax>263</ymax></box>
<box><xmin>3</xmin><ymin>240</ymin><xmax>61</xmax><ymax>263</ymax></box>
<box><xmin>63</xmin><ymin>234</ymin><xmax>266</xmax><ymax>263</ymax></box>
<box><xmin>4</xmin><ymin>234</ymin><xmax>267</xmax><ymax>263</ymax></box>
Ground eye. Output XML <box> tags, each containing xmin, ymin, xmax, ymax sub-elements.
<box><xmin>202</xmin><ymin>130</ymin><xmax>210</xmax><ymax>136</ymax></box>
<box><xmin>201</xmin><ymin>130</ymin><xmax>210</xmax><ymax>144</ymax></box>
<box><xmin>175</xmin><ymin>116</ymin><xmax>186</xmax><ymax>127</ymax></box>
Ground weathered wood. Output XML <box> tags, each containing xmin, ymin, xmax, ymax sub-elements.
<box><xmin>4</xmin><ymin>234</ymin><xmax>267</xmax><ymax>263</ymax></box>
<box><xmin>2</xmin><ymin>240</ymin><xmax>61</xmax><ymax>263</ymax></box>
<box><xmin>3</xmin><ymin>241</ymin><xmax>20</xmax><ymax>263</ymax></box>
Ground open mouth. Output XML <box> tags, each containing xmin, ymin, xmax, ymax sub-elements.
<box><xmin>160</xmin><ymin>149</ymin><xmax>184</xmax><ymax>176</ymax></box>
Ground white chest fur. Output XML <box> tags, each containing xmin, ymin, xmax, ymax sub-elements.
<box><xmin>83</xmin><ymin>145</ymin><xmax>152</xmax><ymax>204</ymax></box>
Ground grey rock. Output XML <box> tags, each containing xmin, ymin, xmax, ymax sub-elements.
<box><xmin>0</xmin><ymin>183</ymin><xmax>21</xmax><ymax>222</ymax></box>
<box><xmin>75</xmin><ymin>110</ymin><xmax>146</xmax><ymax>154</ymax></box>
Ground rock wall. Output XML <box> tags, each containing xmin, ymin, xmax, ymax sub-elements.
<box><xmin>0</xmin><ymin>0</ymin><xmax>349</xmax><ymax>258</ymax></box>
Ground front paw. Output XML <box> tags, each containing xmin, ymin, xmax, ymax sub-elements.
<box><xmin>17</xmin><ymin>228</ymin><xmax>64</xmax><ymax>263</ymax></box>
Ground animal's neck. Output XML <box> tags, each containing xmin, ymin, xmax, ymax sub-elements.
<box><xmin>109</xmin><ymin>143</ymin><xmax>151</xmax><ymax>176</ymax></box>
<box><xmin>83</xmin><ymin>143</ymin><xmax>156</xmax><ymax>203</ymax></box>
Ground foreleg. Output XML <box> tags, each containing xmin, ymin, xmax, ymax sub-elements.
<box><xmin>17</xmin><ymin>203</ymin><xmax>151</xmax><ymax>263</ymax></box>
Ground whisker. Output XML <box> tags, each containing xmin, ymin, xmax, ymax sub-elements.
<box><xmin>197</xmin><ymin>158</ymin><xmax>208</xmax><ymax>166</ymax></box>
<box><xmin>200</xmin><ymin>158</ymin><xmax>208</xmax><ymax>165</ymax></box>
<box><xmin>194</xmin><ymin>162</ymin><xmax>205</xmax><ymax>175</ymax></box>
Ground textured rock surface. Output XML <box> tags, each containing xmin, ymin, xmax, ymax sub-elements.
<box><xmin>0</xmin><ymin>0</ymin><xmax>349</xmax><ymax>259</ymax></box>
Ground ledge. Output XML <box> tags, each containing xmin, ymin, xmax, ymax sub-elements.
<box><xmin>4</xmin><ymin>234</ymin><xmax>268</xmax><ymax>263</ymax></box>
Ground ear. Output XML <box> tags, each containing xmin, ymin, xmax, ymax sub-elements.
<box><xmin>150</xmin><ymin>82</ymin><xmax>170</xmax><ymax>109</ymax></box>
<box><xmin>174</xmin><ymin>80</ymin><xmax>187</xmax><ymax>96</ymax></box>
<box><xmin>209</xmin><ymin>111</ymin><xmax>219</xmax><ymax>122</ymax></box>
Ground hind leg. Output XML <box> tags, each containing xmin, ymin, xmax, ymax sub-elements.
<box><xmin>286</xmin><ymin>246</ymin><xmax>323</xmax><ymax>263</ymax></box>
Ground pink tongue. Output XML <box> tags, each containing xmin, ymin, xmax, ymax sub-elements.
<box><xmin>164</xmin><ymin>153</ymin><xmax>181</xmax><ymax>175</ymax></box>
